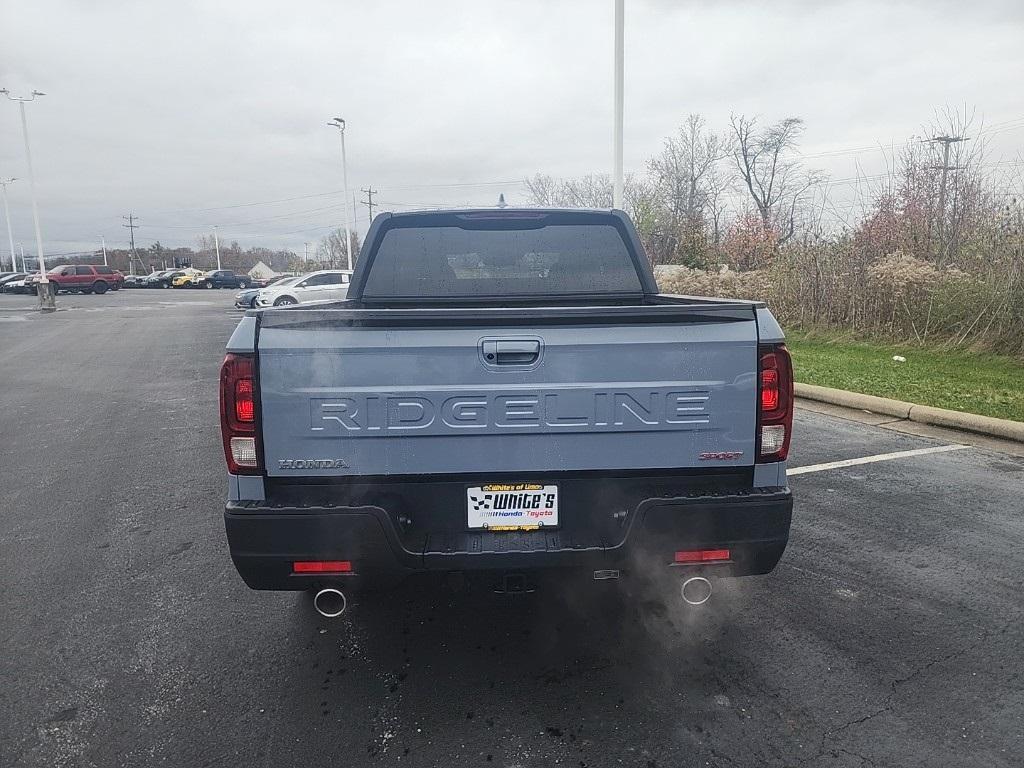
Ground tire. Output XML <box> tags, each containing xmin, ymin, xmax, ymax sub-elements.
<box><xmin>111</xmin><ymin>284</ymin><xmax>120</xmax><ymax>291</ymax></box>
<box><xmin>249</xmin><ymin>296</ymin><xmax>259</xmax><ymax>308</ymax></box>
<box><xmin>93</xmin><ymin>281</ymin><xmax>108</xmax><ymax>295</ymax></box>
<box><xmin>204</xmin><ymin>281</ymin><xmax>214</xmax><ymax>289</ymax></box>
<box><xmin>274</xmin><ymin>296</ymin><xmax>298</xmax><ymax>306</ymax></box>
<box><xmin>238</xmin><ymin>280</ymin><xmax>249</xmax><ymax>289</ymax></box>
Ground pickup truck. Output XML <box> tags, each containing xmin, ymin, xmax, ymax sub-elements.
<box><xmin>220</xmin><ymin>209</ymin><xmax>793</xmax><ymax>616</ymax></box>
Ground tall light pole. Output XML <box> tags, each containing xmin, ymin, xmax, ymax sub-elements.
<box><xmin>99</xmin><ymin>234</ymin><xmax>108</xmax><ymax>266</ymax></box>
<box><xmin>612</xmin><ymin>0</ymin><xmax>625</xmax><ymax>209</ymax></box>
<box><xmin>327</xmin><ymin>117</ymin><xmax>353</xmax><ymax>270</ymax></box>
<box><xmin>213</xmin><ymin>226</ymin><xmax>222</xmax><ymax>270</ymax></box>
<box><xmin>1</xmin><ymin>88</ymin><xmax>54</xmax><ymax>311</ymax></box>
<box><xmin>0</xmin><ymin>177</ymin><xmax>16</xmax><ymax>271</ymax></box>
<box><xmin>19</xmin><ymin>243</ymin><xmax>26</xmax><ymax>271</ymax></box>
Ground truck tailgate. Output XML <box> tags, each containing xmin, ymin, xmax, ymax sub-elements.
<box><xmin>256</xmin><ymin>310</ymin><xmax>758</xmax><ymax>477</ymax></box>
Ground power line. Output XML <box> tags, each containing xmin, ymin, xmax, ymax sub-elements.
<box><xmin>145</xmin><ymin>200</ymin><xmax>352</xmax><ymax>230</ymax></box>
<box><xmin>377</xmin><ymin>179</ymin><xmax>527</xmax><ymax>191</ymax></box>
<box><xmin>796</xmin><ymin>115</ymin><xmax>1024</xmax><ymax>161</ymax></box>
<box><xmin>799</xmin><ymin>144</ymin><xmax>887</xmax><ymax>160</ymax></box>
<box><xmin>983</xmin><ymin>115</ymin><xmax>1024</xmax><ymax>131</ymax></box>
<box><xmin>144</xmin><ymin>179</ymin><xmax>529</xmax><ymax>217</ymax></box>
<box><xmin>147</xmin><ymin>189</ymin><xmax>345</xmax><ymax>216</ymax></box>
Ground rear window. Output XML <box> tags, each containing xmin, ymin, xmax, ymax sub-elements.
<box><xmin>361</xmin><ymin>220</ymin><xmax>642</xmax><ymax>299</ymax></box>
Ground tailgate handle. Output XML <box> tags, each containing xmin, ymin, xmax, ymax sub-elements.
<box><xmin>483</xmin><ymin>339</ymin><xmax>541</xmax><ymax>365</ymax></box>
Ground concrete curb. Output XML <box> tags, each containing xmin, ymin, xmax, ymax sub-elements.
<box><xmin>794</xmin><ymin>382</ymin><xmax>1024</xmax><ymax>443</ymax></box>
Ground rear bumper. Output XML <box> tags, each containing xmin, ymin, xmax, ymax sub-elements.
<box><xmin>225</xmin><ymin>486</ymin><xmax>793</xmax><ymax>591</ymax></box>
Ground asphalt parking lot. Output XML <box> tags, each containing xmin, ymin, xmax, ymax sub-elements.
<box><xmin>1</xmin><ymin>289</ymin><xmax>1022</xmax><ymax>768</ymax></box>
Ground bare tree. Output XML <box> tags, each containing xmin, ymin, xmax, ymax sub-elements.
<box><xmin>561</xmin><ymin>174</ymin><xmax>614</xmax><ymax>208</ymax></box>
<box><xmin>730</xmin><ymin>115</ymin><xmax>820</xmax><ymax>244</ymax></box>
<box><xmin>704</xmin><ymin>163</ymin><xmax>733</xmax><ymax>248</ymax></box>
<box><xmin>524</xmin><ymin>174</ymin><xmax>563</xmax><ymax>207</ymax></box>
<box><xmin>625</xmin><ymin>176</ymin><xmax>673</xmax><ymax>266</ymax></box>
<box><xmin>648</xmin><ymin>115</ymin><xmax>726</xmax><ymax>228</ymax></box>
<box><xmin>316</xmin><ymin>228</ymin><xmax>362</xmax><ymax>269</ymax></box>
<box><xmin>525</xmin><ymin>172</ymin><xmax>674</xmax><ymax>264</ymax></box>
<box><xmin>645</xmin><ymin>114</ymin><xmax>731</xmax><ymax>264</ymax></box>
<box><xmin>523</xmin><ymin>173</ymin><xmax>617</xmax><ymax>210</ymax></box>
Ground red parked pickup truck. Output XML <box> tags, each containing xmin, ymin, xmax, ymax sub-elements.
<box><xmin>27</xmin><ymin>264</ymin><xmax>124</xmax><ymax>294</ymax></box>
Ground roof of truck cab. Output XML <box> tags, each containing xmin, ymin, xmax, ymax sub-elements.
<box><xmin>380</xmin><ymin>207</ymin><xmax>623</xmax><ymax>218</ymax></box>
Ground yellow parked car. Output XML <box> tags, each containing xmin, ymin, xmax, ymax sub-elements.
<box><xmin>171</xmin><ymin>269</ymin><xmax>206</xmax><ymax>288</ymax></box>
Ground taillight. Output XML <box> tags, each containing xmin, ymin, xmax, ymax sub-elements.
<box><xmin>220</xmin><ymin>353</ymin><xmax>263</xmax><ymax>474</ymax></box>
<box><xmin>756</xmin><ymin>344</ymin><xmax>793</xmax><ymax>462</ymax></box>
<box><xmin>235</xmin><ymin>379</ymin><xmax>254</xmax><ymax>422</ymax></box>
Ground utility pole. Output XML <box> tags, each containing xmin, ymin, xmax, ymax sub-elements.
<box><xmin>19</xmin><ymin>243</ymin><xmax>26</xmax><ymax>272</ymax></box>
<box><xmin>213</xmin><ymin>226</ymin><xmax>221</xmax><ymax>270</ymax></box>
<box><xmin>361</xmin><ymin>187</ymin><xmax>377</xmax><ymax>225</ymax></box>
<box><xmin>122</xmin><ymin>214</ymin><xmax>139</xmax><ymax>275</ymax></box>
<box><xmin>303</xmin><ymin>242</ymin><xmax>309</xmax><ymax>264</ymax></box>
<box><xmin>2</xmin><ymin>88</ymin><xmax>54</xmax><ymax>311</ymax></box>
<box><xmin>0</xmin><ymin>177</ymin><xmax>16</xmax><ymax>271</ymax></box>
<box><xmin>927</xmin><ymin>135</ymin><xmax>969</xmax><ymax>245</ymax></box>
<box><xmin>612</xmin><ymin>0</ymin><xmax>625</xmax><ymax>209</ymax></box>
<box><xmin>99</xmin><ymin>234</ymin><xmax>108</xmax><ymax>266</ymax></box>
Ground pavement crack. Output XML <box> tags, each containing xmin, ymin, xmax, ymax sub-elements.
<box><xmin>837</xmin><ymin>747</ymin><xmax>880</xmax><ymax>767</ymax></box>
<box><xmin>801</xmin><ymin>612</ymin><xmax>1020</xmax><ymax>766</ymax></box>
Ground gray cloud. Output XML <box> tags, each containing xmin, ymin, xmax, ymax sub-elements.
<box><xmin>1</xmin><ymin>0</ymin><xmax>1021</xmax><ymax>256</ymax></box>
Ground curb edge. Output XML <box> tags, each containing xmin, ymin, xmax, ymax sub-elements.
<box><xmin>794</xmin><ymin>382</ymin><xmax>1024</xmax><ymax>444</ymax></box>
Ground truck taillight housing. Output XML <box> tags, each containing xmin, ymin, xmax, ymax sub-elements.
<box><xmin>220</xmin><ymin>353</ymin><xmax>263</xmax><ymax>474</ymax></box>
<box><xmin>756</xmin><ymin>344</ymin><xmax>793</xmax><ymax>463</ymax></box>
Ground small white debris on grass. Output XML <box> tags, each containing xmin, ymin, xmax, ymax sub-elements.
<box><xmin>892</xmin><ymin>355</ymin><xmax>907</xmax><ymax>362</ymax></box>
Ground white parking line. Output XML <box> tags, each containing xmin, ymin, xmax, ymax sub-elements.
<box><xmin>788</xmin><ymin>444</ymin><xmax>969</xmax><ymax>476</ymax></box>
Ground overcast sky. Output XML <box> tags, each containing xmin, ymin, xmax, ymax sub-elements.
<box><xmin>1</xmin><ymin>0</ymin><xmax>1022</xmax><ymax>259</ymax></box>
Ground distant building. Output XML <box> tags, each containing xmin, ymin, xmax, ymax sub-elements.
<box><xmin>247</xmin><ymin>260</ymin><xmax>276</xmax><ymax>280</ymax></box>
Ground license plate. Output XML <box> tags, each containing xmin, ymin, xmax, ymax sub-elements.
<box><xmin>466</xmin><ymin>483</ymin><xmax>558</xmax><ymax>531</ymax></box>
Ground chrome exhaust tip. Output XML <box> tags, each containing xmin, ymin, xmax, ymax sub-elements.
<box><xmin>313</xmin><ymin>588</ymin><xmax>347</xmax><ymax>618</ymax></box>
<box><xmin>680</xmin><ymin>576</ymin><xmax>713</xmax><ymax>606</ymax></box>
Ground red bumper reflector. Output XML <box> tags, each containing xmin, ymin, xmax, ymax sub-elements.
<box><xmin>292</xmin><ymin>560</ymin><xmax>353</xmax><ymax>574</ymax></box>
<box><xmin>674</xmin><ymin>549</ymin><xmax>731</xmax><ymax>563</ymax></box>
